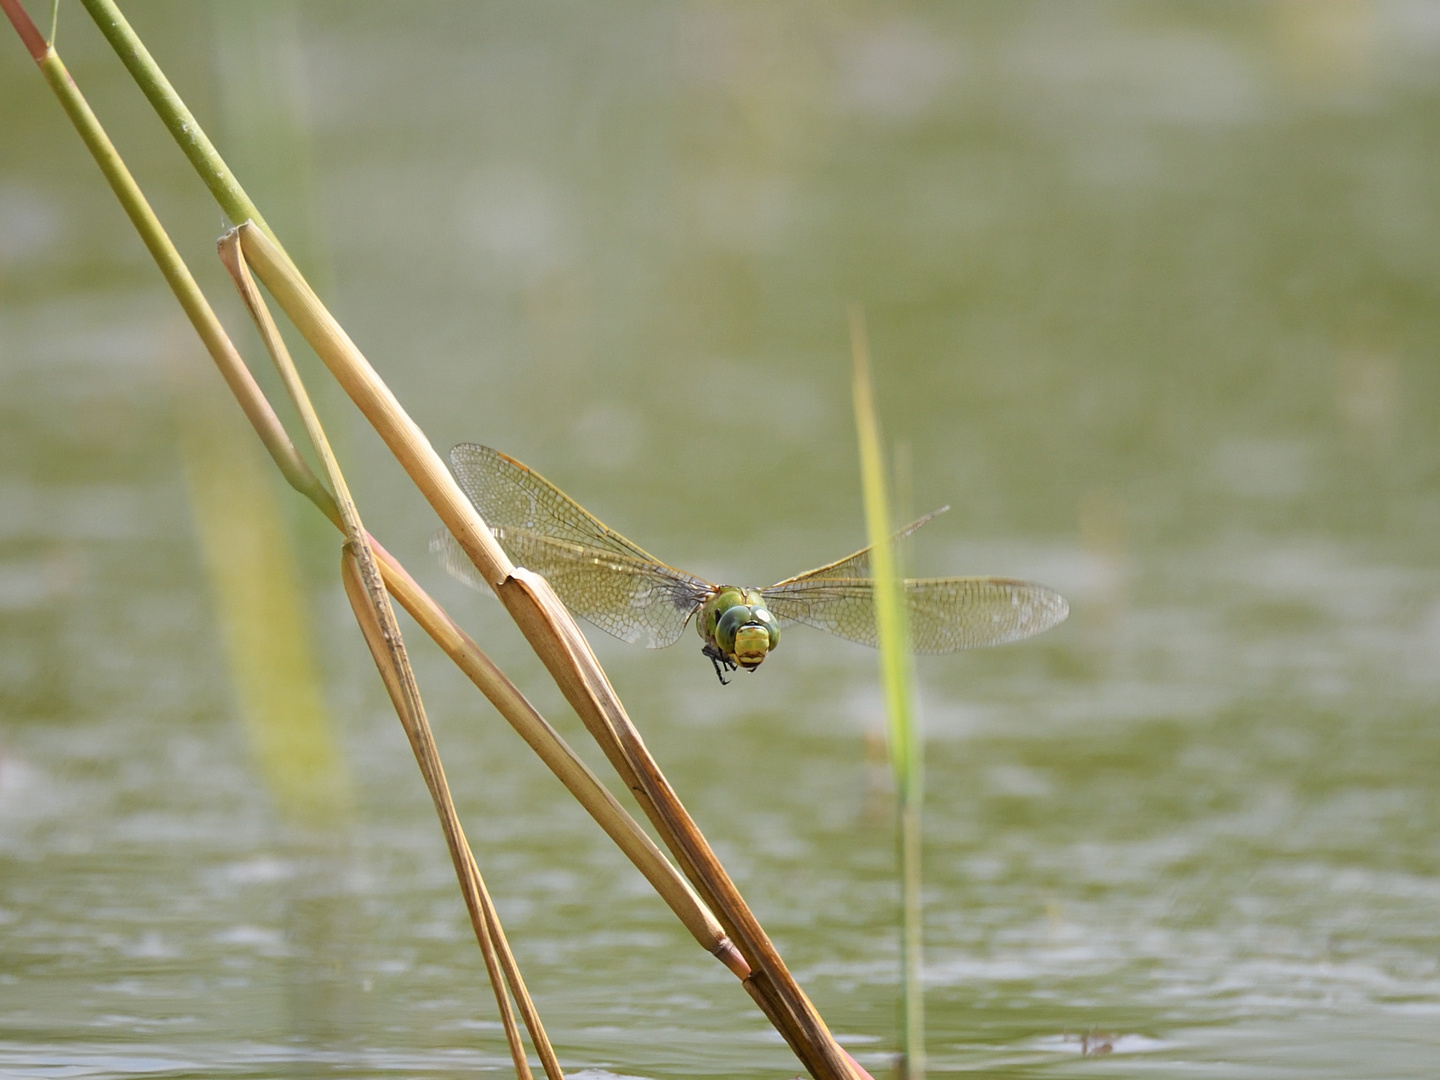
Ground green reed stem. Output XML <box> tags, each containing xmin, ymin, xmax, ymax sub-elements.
<box><xmin>850</xmin><ymin>309</ymin><xmax>925</xmax><ymax>1080</ymax></box>
<box><xmin>76</xmin><ymin>0</ymin><xmax>281</xmax><ymax>246</ymax></box>
<box><xmin>0</xmin><ymin>2</ymin><xmax>332</xmax><ymax>518</ymax></box>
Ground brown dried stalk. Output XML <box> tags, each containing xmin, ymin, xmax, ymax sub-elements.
<box><xmin>3</xmin><ymin>0</ymin><xmax>871</xmax><ymax>1069</ymax></box>
<box><xmin>223</xmin><ymin>230</ymin><xmax>558</xmax><ymax>1080</ymax></box>
<box><xmin>236</xmin><ymin>222</ymin><xmax>867</xmax><ymax>1080</ymax></box>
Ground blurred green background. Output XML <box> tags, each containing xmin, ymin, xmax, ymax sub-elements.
<box><xmin>1</xmin><ymin>2</ymin><xmax>1437</xmax><ymax>1077</ymax></box>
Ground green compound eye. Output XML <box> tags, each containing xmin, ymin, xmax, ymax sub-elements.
<box><xmin>717</xmin><ymin>604</ymin><xmax>779</xmax><ymax>668</ymax></box>
<box><xmin>715</xmin><ymin>604</ymin><xmax>753</xmax><ymax>654</ymax></box>
<box><xmin>752</xmin><ymin>606</ymin><xmax>780</xmax><ymax>651</ymax></box>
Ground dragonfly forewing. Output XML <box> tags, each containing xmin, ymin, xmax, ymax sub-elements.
<box><xmin>761</xmin><ymin>576</ymin><xmax>1068</xmax><ymax>652</ymax></box>
<box><xmin>451</xmin><ymin>444</ymin><xmax>663</xmax><ymax>566</ymax></box>
<box><xmin>497</xmin><ymin>528</ymin><xmax>712</xmax><ymax>647</ymax></box>
<box><xmin>445</xmin><ymin>444</ymin><xmax>716</xmax><ymax>648</ymax></box>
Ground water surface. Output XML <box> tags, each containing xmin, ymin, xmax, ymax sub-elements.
<box><xmin>2</xmin><ymin>3</ymin><xmax>1438</xmax><ymax>1077</ymax></box>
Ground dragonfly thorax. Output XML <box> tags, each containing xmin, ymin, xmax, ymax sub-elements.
<box><xmin>698</xmin><ymin>586</ymin><xmax>781</xmax><ymax>670</ymax></box>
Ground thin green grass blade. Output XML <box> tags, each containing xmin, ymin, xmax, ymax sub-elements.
<box><xmin>850</xmin><ymin>309</ymin><xmax>925</xmax><ymax>1080</ymax></box>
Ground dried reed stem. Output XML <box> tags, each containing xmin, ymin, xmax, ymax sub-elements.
<box><xmin>341</xmin><ymin>551</ymin><xmax>536</xmax><ymax>1080</ymax></box>
<box><xmin>341</xmin><ymin>552</ymin><xmax>559</xmax><ymax>1080</ymax></box>
<box><xmin>237</xmin><ymin>222</ymin><xmax>866</xmax><ymax>1080</ymax></box>
<box><xmin>2</xmin><ymin>0</ymin><xmax>865</xmax><ymax>1067</ymax></box>
<box><xmin>227</xmin><ymin>236</ymin><xmax>564</xmax><ymax>1080</ymax></box>
<box><xmin>369</xmin><ymin>542</ymin><xmax>742</xmax><ymax>969</ymax></box>
<box><xmin>224</xmin><ymin>230</ymin><xmax>559</xmax><ymax>1080</ymax></box>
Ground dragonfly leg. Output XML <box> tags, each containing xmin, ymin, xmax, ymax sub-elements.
<box><xmin>702</xmin><ymin>644</ymin><xmax>736</xmax><ymax>686</ymax></box>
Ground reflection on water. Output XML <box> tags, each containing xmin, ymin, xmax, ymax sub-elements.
<box><xmin>2</xmin><ymin>2</ymin><xmax>1438</xmax><ymax>1077</ymax></box>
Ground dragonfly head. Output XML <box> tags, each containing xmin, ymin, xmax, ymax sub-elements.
<box><xmin>702</xmin><ymin>588</ymin><xmax>781</xmax><ymax>670</ymax></box>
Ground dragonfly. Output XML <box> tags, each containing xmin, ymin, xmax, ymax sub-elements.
<box><xmin>433</xmin><ymin>444</ymin><xmax>1068</xmax><ymax>684</ymax></box>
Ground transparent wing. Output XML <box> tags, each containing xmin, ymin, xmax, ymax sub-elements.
<box><xmin>761</xmin><ymin>576</ymin><xmax>1069</xmax><ymax>653</ymax></box>
<box><xmin>769</xmin><ymin>507</ymin><xmax>950</xmax><ymax>586</ymax></box>
<box><xmin>439</xmin><ymin>444</ymin><xmax>714</xmax><ymax>648</ymax></box>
